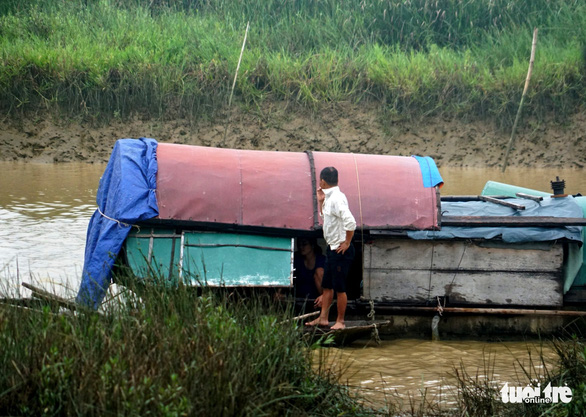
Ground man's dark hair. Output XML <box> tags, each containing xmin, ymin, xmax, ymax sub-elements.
<box><xmin>320</xmin><ymin>166</ymin><xmax>338</xmax><ymax>186</ymax></box>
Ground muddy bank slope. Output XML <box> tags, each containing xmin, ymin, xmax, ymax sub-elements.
<box><xmin>1</xmin><ymin>104</ymin><xmax>585</xmax><ymax>168</ymax></box>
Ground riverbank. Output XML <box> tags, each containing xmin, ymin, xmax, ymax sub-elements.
<box><xmin>2</xmin><ymin>1</ymin><xmax>585</xmax><ymax>167</ymax></box>
<box><xmin>2</xmin><ymin>1</ymin><xmax>585</xmax><ymax>163</ymax></box>
<box><xmin>2</xmin><ymin>104</ymin><xmax>586</xmax><ymax>168</ymax></box>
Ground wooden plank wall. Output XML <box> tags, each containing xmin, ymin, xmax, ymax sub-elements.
<box><xmin>363</xmin><ymin>239</ymin><xmax>564</xmax><ymax>307</ymax></box>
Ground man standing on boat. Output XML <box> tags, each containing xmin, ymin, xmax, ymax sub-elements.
<box><xmin>306</xmin><ymin>166</ymin><xmax>356</xmax><ymax>330</ymax></box>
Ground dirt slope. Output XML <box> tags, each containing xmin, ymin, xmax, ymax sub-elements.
<box><xmin>1</xmin><ymin>103</ymin><xmax>585</xmax><ymax>168</ymax></box>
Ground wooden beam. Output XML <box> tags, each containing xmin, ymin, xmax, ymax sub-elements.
<box><xmin>441</xmin><ymin>216</ymin><xmax>586</xmax><ymax>227</ymax></box>
<box><xmin>479</xmin><ymin>195</ymin><xmax>525</xmax><ymax>210</ymax></box>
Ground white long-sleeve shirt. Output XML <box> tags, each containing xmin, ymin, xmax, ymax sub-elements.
<box><xmin>320</xmin><ymin>186</ymin><xmax>356</xmax><ymax>250</ymax></box>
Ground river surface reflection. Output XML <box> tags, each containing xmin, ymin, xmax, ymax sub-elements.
<box><xmin>0</xmin><ymin>162</ymin><xmax>581</xmax><ymax>406</ymax></box>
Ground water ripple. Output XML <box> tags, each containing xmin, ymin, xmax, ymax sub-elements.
<box><xmin>0</xmin><ymin>162</ymin><xmax>104</xmax><ymax>299</ymax></box>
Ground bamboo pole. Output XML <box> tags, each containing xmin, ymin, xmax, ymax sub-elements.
<box><xmin>515</xmin><ymin>192</ymin><xmax>543</xmax><ymax>202</ymax></box>
<box><xmin>280</xmin><ymin>300</ymin><xmax>338</xmax><ymax>324</ymax></box>
<box><xmin>501</xmin><ymin>28</ymin><xmax>538</xmax><ymax>173</ymax></box>
<box><xmin>22</xmin><ymin>282</ymin><xmax>80</xmax><ymax>312</ymax></box>
<box><xmin>282</xmin><ymin>310</ymin><xmax>320</xmax><ymax>324</ymax></box>
<box><xmin>478</xmin><ymin>195</ymin><xmax>525</xmax><ymax>210</ymax></box>
<box><xmin>221</xmin><ymin>21</ymin><xmax>250</xmax><ymax>147</ymax></box>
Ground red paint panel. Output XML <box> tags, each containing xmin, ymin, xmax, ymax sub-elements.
<box><xmin>156</xmin><ymin>144</ymin><xmax>314</xmax><ymax>229</ymax></box>
<box><xmin>156</xmin><ymin>144</ymin><xmax>438</xmax><ymax>230</ymax></box>
<box><xmin>313</xmin><ymin>152</ymin><xmax>438</xmax><ymax>230</ymax></box>
<box><xmin>156</xmin><ymin>144</ymin><xmax>242</xmax><ymax>224</ymax></box>
<box><xmin>239</xmin><ymin>150</ymin><xmax>314</xmax><ymax>229</ymax></box>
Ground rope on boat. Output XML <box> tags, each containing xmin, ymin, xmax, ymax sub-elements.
<box><xmin>367</xmin><ymin>299</ymin><xmax>375</xmax><ymax>321</ymax></box>
<box><xmin>447</xmin><ymin>240</ymin><xmax>470</xmax><ymax>291</ymax></box>
<box><xmin>367</xmin><ymin>299</ymin><xmax>381</xmax><ymax>344</ymax></box>
<box><xmin>97</xmin><ymin>206</ymin><xmax>140</xmax><ymax>231</ymax></box>
<box><xmin>436</xmin><ymin>296</ymin><xmax>444</xmax><ymax>317</ymax></box>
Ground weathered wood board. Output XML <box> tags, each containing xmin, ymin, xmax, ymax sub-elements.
<box><xmin>364</xmin><ymin>240</ymin><xmax>562</xmax><ymax>272</ymax></box>
<box><xmin>363</xmin><ymin>239</ymin><xmax>564</xmax><ymax>307</ymax></box>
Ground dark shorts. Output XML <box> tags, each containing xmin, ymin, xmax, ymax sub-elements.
<box><xmin>322</xmin><ymin>244</ymin><xmax>355</xmax><ymax>293</ymax></box>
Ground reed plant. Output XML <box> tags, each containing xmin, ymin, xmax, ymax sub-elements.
<box><xmin>0</xmin><ymin>281</ymin><xmax>376</xmax><ymax>416</ymax></box>
<box><xmin>0</xmin><ymin>0</ymin><xmax>584</xmax><ymax>124</ymax></box>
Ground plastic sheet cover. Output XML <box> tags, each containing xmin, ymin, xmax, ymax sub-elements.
<box><xmin>480</xmin><ymin>180</ymin><xmax>586</xmax><ymax>293</ymax></box>
<box><xmin>76</xmin><ymin>138</ymin><xmax>159</xmax><ymax>309</ymax></box>
<box><xmin>408</xmin><ymin>197</ymin><xmax>583</xmax><ymax>243</ymax></box>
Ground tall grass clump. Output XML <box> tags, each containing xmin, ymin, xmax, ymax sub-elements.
<box><xmin>0</xmin><ymin>282</ymin><xmax>375</xmax><ymax>416</ymax></box>
<box><xmin>0</xmin><ymin>0</ymin><xmax>585</xmax><ymax>123</ymax></box>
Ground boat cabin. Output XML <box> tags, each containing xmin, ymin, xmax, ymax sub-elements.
<box><xmin>120</xmin><ymin>141</ymin><xmax>441</xmax><ymax>299</ymax></box>
<box><xmin>76</xmin><ymin>139</ymin><xmax>585</xmax><ymax>319</ymax></box>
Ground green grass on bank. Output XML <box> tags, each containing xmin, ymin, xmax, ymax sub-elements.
<box><xmin>0</xmin><ymin>285</ymin><xmax>377</xmax><ymax>416</ymax></box>
<box><xmin>0</xmin><ymin>0</ymin><xmax>584</xmax><ymax>124</ymax></box>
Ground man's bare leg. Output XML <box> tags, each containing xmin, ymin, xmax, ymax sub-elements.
<box><xmin>330</xmin><ymin>291</ymin><xmax>347</xmax><ymax>330</ymax></box>
<box><xmin>306</xmin><ymin>288</ymin><xmax>333</xmax><ymax>326</ymax></box>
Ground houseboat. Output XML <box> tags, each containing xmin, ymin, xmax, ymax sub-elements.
<box><xmin>75</xmin><ymin>138</ymin><xmax>586</xmax><ymax>338</ymax></box>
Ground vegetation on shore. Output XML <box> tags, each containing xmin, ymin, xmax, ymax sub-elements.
<box><xmin>1</xmin><ymin>281</ymin><xmax>585</xmax><ymax>416</ymax></box>
<box><xmin>0</xmin><ymin>284</ymin><xmax>377</xmax><ymax>416</ymax></box>
<box><xmin>0</xmin><ymin>0</ymin><xmax>585</xmax><ymax>125</ymax></box>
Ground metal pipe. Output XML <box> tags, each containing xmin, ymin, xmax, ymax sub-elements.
<box><xmin>373</xmin><ymin>305</ymin><xmax>586</xmax><ymax>317</ymax></box>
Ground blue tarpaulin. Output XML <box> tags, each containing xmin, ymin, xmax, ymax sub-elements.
<box><xmin>412</xmin><ymin>155</ymin><xmax>444</xmax><ymax>188</ymax></box>
<box><xmin>76</xmin><ymin>138</ymin><xmax>159</xmax><ymax>309</ymax></box>
<box><xmin>408</xmin><ymin>197</ymin><xmax>583</xmax><ymax>243</ymax></box>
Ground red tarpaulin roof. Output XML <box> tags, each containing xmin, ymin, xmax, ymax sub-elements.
<box><xmin>155</xmin><ymin>143</ymin><xmax>439</xmax><ymax>230</ymax></box>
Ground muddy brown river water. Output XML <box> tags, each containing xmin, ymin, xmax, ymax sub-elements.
<box><xmin>1</xmin><ymin>162</ymin><xmax>582</xmax><ymax>407</ymax></box>
<box><xmin>317</xmin><ymin>338</ymin><xmax>558</xmax><ymax>409</ymax></box>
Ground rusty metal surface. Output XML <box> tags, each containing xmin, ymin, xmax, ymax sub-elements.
<box><xmin>156</xmin><ymin>143</ymin><xmax>439</xmax><ymax>230</ymax></box>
